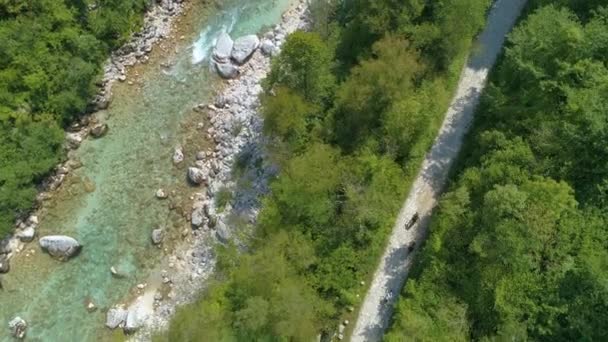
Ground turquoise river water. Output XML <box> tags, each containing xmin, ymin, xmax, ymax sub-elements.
<box><xmin>0</xmin><ymin>0</ymin><xmax>291</xmax><ymax>340</ymax></box>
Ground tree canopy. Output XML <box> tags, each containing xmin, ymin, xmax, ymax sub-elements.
<box><xmin>387</xmin><ymin>2</ymin><xmax>608</xmax><ymax>341</ymax></box>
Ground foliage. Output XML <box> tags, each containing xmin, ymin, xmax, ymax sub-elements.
<box><xmin>0</xmin><ymin>116</ymin><xmax>63</xmax><ymax>236</ymax></box>
<box><xmin>0</xmin><ymin>0</ymin><xmax>147</xmax><ymax>237</ymax></box>
<box><xmin>387</xmin><ymin>2</ymin><xmax>608</xmax><ymax>341</ymax></box>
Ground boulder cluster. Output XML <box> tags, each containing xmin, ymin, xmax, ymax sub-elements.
<box><xmin>210</xmin><ymin>27</ymin><xmax>283</xmax><ymax>79</ymax></box>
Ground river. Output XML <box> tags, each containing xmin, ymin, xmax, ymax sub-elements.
<box><xmin>0</xmin><ymin>0</ymin><xmax>292</xmax><ymax>340</ymax></box>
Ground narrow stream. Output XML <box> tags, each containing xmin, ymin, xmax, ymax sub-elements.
<box><xmin>0</xmin><ymin>0</ymin><xmax>291</xmax><ymax>340</ymax></box>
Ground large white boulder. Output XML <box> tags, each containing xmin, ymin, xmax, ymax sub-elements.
<box><xmin>39</xmin><ymin>235</ymin><xmax>81</xmax><ymax>261</ymax></box>
<box><xmin>231</xmin><ymin>34</ymin><xmax>260</xmax><ymax>65</ymax></box>
<box><xmin>212</xmin><ymin>32</ymin><xmax>234</xmax><ymax>63</ymax></box>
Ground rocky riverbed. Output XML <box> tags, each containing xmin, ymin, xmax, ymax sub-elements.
<box><xmin>111</xmin><ymin>1</ymin><xmax>312</xmax><ymax>339</ymax></box>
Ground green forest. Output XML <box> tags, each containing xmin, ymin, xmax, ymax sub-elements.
<box><xmin>161</xmin><ymin>0</ymin><xmax>493</xmax><ymax>340</ymax></box>
<box><xmin>0</xmin><ymin>0</ymin><xmax>147</xmax><ymax>236</ymax></box>
<box><xmin>386</xmin><ymin>1</ymin><xmax>608</xmax><ymax>341</ymax></box>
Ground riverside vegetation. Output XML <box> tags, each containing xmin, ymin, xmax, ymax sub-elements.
<box><xmin>160</xmin><ymin>0</ymin><xmax>493</xmax><ymax>340</ymax></box>
<box><xmin>386</xmin><ymin>1</ymin><xmax>608</xmax><ymax>341</ymax></box>
<box><xmin>0</xmin><ymin>0</ymin><xmax>149</xmax><ymax>236</ymax></box>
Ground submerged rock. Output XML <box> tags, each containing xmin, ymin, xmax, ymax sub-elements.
<box><xmin>8</xmin><ymin>317</ymin><xmax>27</xmax><ymax>339</ymax></box>
<box><xmin>231</xmin><ymin>34</ymin><xmax>260</xmax><ymax>65</ymax></box>
<box><xmin>215</xmin><ymin>62</ymin><xmax>239</xmax><ymax>79</ymax></box>
<box><xmin>39</xmin><ymin>235</ymin><xmax>82</xmax><ymax>261</ymax></box>
<box><xmin>110</xmin><ymin>266</ymin><xmax>128</xmax><ymax>279</ymax></box>
<box><xmin>213</xmin><ymin>32</ymin><xmax>234</xmax><ymax>63</ymax></box>
<box><xmin>0</xmin><ymin>255</ymin><xmax>9</xmax><ymax>273</ymax></box>
<box><xmin>90</xmin><ymin>123</ymin><xmax>109</xmax><ymax>138</ymax></box>
<box><xmin>105</xmin><ymin>307</ymin><xmax>128</xmax><ymax>329</ymax></box>
<box><xmin>85</xmin><ymin>299</ymin><xmax>97</xmax><ymax>313</ymax></box>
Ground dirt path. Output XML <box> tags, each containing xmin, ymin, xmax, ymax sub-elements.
<box><xmin>350</xmin><ymin>0</ymin><xmax>528</xmax><ymax>340</ymax></box>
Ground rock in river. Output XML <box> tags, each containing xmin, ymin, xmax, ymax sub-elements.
<box><xmin>105</xmin><ymin>307</ymin><xmax>128</xmax><ymax>329</ymax></box>
<box><xmin>39</xmin><ymin>235</ymin><xmax>82</xmax><ymax>261</ymax></box>
<box><xmin>0</xmin><ymin>254</ymin><xmax>9</xmax><ymax>273</ymax></box>
<box><xmin>90</xmin><ymin>123</ymin><xmax>109</xmax><ymax>138</ymax></box>
<box><xmin>151</xmin><ymin>228</ymin><xmax>164</xmax><ymax>245</ymax></box>
<box><xmin>231</xmin><ymin>34</ymin><xmax>260</xmax><ymax>65</ymax></box>
<box><xmin>212</xmin><ymin>32</ymin><xmax>233</xmax><ymax>63</ymax></box>
<box><xmin>187</xmin><ymin>167</ymin><xmax>207</xmax><ymax>185</ymax></box>
<box><xmin>8</xmin><ymin>316</ymin><xmax>27</xmax><ymax>339</ymax></box>
<box><xmin>155</xmin><ymin>188</ymin><xmax>168</xmax><ymax>199</ymax></box>
<box><xmin>215</xmin><ymin>62</ymin><xmax>239</xmax><ymax>79</ymax></box>
<box><xmin>16</xmin><ymin>227</ymin><xmax>36</xmax><ymax>243</ymax></box>
<box><xmin>66</xmin><ymin>133</ymin><xmax>83</xmax><ymax>149</ymax></box>
<box><xmin>172</xmin><ymin>146</ymin><xmax>184</xmax><ymax>165</ymax></box>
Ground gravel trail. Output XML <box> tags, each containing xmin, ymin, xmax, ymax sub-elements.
<box><xmin>351</xmin><ymin>1</ymin><xmax>528</xmax><ymax>340</ymax></box>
